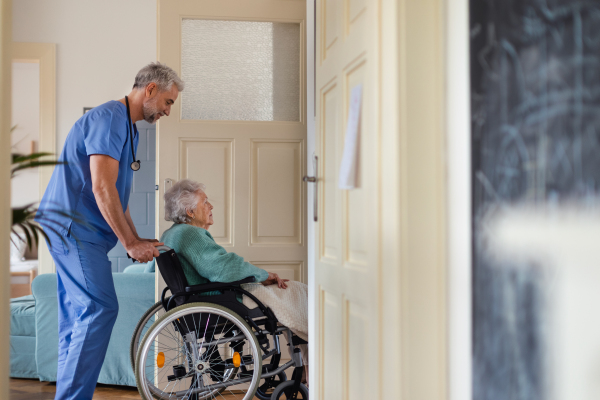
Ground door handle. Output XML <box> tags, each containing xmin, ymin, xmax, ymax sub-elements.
<box><xmin>302</xmin><ymin>155</ymin><xmax>318</xmax><ymax>222</ymax></box>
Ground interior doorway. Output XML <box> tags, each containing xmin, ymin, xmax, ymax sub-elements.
<box><xmin>156</xmin><ymin>0</ymin><xmax>308</xmax><ymax>382</ymax></box>
<box><xmin>11</xmin><ymin>43</ymin><xmax>55</xmax><ymax>276</ymax></box>
<box><xmin>11</xmin><ymin>61</ymin><xmax>39</xmax><ymax>207</ymax></box>
<box><xmin>9</xmin><ymin>61</ymin><xmax>40</xmax><ymax>298</ymax></box>
<box><xmin>156</xmin><ymin>0</ymin><xmax>308</xmax><ymax>285</ymax></box>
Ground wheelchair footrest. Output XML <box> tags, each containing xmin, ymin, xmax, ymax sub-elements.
<box><xmin>292</xmin><ymin>335</ymin><xmax>308</xmax><ymax>345</ymax></box>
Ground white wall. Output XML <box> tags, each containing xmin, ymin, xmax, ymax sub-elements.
<box><xmin>11</xmin><ymin>61</ymin><xmax>39</xmax><ymax>207</ymax></box>
<box><xmin>12</xmin><ymin>0</ymin><xmax>157</xmax><ymax>150</ymax></box>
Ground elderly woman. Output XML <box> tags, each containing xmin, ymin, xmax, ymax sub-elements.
<box><xmin>160</xmin><ymin>179</ymin><xmax>309</xmax><ymax>380</ymax></box>
<box><xmin>161</xmin><ymin>179</ymin><xmax>288</xmax><ymax>289</ymax></box>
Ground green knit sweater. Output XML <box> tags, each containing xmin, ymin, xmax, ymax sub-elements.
<box><xmin>159</xmin><ymin>223</ymin><xmax>269</xmax><ymax>286</ymax></box>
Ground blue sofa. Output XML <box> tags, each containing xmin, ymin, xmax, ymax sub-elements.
<box><xmin>10</xmin><ymin>264</ymin><xmax>153</xmax><ymax>386</ymax></box>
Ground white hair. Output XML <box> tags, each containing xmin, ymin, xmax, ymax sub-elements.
<box><xmin>164</xmin><ymin>179</ymin><xmax>206</xmax><ymax>224</ymax></box>
<box><xmin>133</xmin><ymin>62</ymin><xmax>185</xmax><ymax>92</ymax></box>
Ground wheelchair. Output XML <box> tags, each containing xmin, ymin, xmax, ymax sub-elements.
<box><xmin>131</xmin><ymin>246</ymin><xmax>309</xmax><ymax>400</ymax></box>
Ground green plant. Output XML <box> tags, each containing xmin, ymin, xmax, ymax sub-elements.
<box><xmin>12</xmin><ymin>152</ymin><xmax>64</xmax><ymax>177</ymax></box>
<box><xmin>11</xmin><ymin>151</ymin><xmax>67</xmax><ymax>251</ymax></box>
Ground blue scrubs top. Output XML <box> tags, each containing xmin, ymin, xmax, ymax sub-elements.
<box><xmin>36</xmin><ymin>100</ymin><xmax>139</xmax><ymax>251</ymax></box>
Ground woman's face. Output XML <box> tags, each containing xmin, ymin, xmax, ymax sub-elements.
<box><xmin>189</xmin><ymin>190</ymin><xmax>213</xmax><ymax>229</ymax></box>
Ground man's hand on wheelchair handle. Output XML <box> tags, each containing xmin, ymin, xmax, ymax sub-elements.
<box><xmin>126</xmin><ymin>240</ymin><xmax>164</xmax><ymax>263</ymax></box>
<box><xmin>137</xmin><ymin>237</ymin><xmax>160</xmax><ymax>243</ymax></box>
<box><xmin>262</xmin><ymin>272</ymin><xmax>289</xmax><ymax>289</ymax></box>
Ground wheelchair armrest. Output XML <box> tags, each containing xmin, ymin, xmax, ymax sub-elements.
<box><xmin>184</xmin><ymin>276</ymin><xmax>256</xmax><ymax>293</ymax></box>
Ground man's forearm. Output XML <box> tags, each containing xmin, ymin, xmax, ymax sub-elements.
<box><xmin>124</xmin><ymin>207</ymin><xmax>140</xmax><ymax>239</ymax></box>
<box><xmin>94</xmin><ymin>184</ymin><xmax>137</xmax><ymax>248</ymax></box>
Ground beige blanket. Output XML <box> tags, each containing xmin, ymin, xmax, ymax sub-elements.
<box><xmin>242</xmin><ymin>281</ymin><xmax>308</xmax><ymax>365</ymax></box>
<box><xmin>241</xmin><ymin>281</ymin><xmax>308</xmax><ymax>341</ymax></box>
<box><xmin>242</xmin><ymin>281</ymin><xmax>309</xmax><ymax>365</ymax></box>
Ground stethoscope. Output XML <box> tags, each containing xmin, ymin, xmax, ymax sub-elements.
<box><xmin>125</xmin><ymin>95</ymin><xmax>141</xmax><ymax>171</ymax></box>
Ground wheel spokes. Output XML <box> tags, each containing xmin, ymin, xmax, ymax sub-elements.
<box><xmin>137</xmin><ymin>305</ymin><xmax>262</xmax><ymax>400</ymax></box>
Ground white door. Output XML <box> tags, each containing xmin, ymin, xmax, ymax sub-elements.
<box><xmin>157</xmin><ymin>0</ymin><xmax>307</xmax><ymax>287</ymax></box>
<box><xmin>313</xmin><ymin>1</ymin><xmax>381</xmax><ymax>399</ymax></box>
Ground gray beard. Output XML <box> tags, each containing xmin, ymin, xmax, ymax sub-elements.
<box><xmin>142</xmin><ymin>100</ymin><xmax>159</xmax><ymax>124</ymax></box>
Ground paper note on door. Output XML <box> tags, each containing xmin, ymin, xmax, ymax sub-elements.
<box><xmin>338</xmin><ymin>84</ymin><xmax>363</xmax><ymax>189</ymax></box>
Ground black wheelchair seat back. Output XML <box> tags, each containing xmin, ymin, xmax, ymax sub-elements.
<box><xmin>154</xmin><ymin>247</ymin><xmax>278</xmax><ymax>335</ymax></box>
<box><xmin>156</xmin><ymin>249</ymin><xmax>188</xmax><ymax>304</ymax></box>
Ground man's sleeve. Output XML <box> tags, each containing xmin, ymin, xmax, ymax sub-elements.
<box><xmin>84</xmin><ymin>109</ymin><xmax>127</xmax><ymax>161</ymax></box>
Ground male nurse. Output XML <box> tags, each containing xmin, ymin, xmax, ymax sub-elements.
<box><xmin>36</xmin><ymin>62</ymin><xmax>184</xmax><ymax>400</ymax></box>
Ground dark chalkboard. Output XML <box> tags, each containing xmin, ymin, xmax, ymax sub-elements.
<box><xmin>470</xmin><ymin>1</ymin><xmax>600</xmax><ymax>399</ymax></box>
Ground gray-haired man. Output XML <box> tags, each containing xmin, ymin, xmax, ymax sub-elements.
<box><xmin>36</xmin><ymin>62</ymin><xmax>184</xmax><ymax>400</ymax></box>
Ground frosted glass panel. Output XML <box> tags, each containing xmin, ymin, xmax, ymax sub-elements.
<box><xmin>181</xmin><ymin>19</ymin><xmax>300</xmax><ymax>121</ymax></box>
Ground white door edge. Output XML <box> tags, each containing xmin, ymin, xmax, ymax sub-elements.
<box><xmin>445</xmin><ymin>0</ymin><xmax>473</xmax><ymax>399</ymax></box>
<box><xmin>305</xmin><ymin>0</ymin><xmax>316</xmax><ymax>392</ymax></box>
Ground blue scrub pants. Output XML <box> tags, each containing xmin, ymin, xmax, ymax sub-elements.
<box><xmin>49</xmin><ymin>234</ymin><xmax>118</xmax><ymax>400</ymax></box>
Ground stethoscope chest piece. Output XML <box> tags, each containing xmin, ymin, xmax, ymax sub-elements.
<box><xmin>131</xmin><ymin>160</ymin><xmax>141</xmax><ymax>171</ymax></box>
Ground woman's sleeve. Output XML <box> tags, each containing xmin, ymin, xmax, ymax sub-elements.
<box><xmin>185</xmin><ymin>229</ymin><xmax>269</xmax><ymax>283</ymax></box>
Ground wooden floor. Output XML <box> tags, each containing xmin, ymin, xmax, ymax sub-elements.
<box><xmin>9</xmin><ymin>378</ymin><xmax>140</xmax><ymax>399</ymax></box>
<box><xmin>10</xmin><ymin>378</ymin><xmax>268</xmax><ymax>399</ymax></box>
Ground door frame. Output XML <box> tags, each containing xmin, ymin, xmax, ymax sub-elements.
<box><xmin>445</xmin><ymin>0</ymin><xmax>472</xmax><ymax>399</ymax></box>
<box><xmin>12</xmin><ymin>42</ymin><xmax>56</xmax><ymax>275</ymax></box>
<box><xmin>393</xmin><ymin>0</ymin><xmax>472</xmax><ymax>397</ymax></box>
<box><xmin>1</xmin><ymin>0</ymin><xmax>13</xmax><ymax>396</ymax></box>
<box><xmin>305</xmin><ymin>0</ymin><xmax>316</xmax><ymax>391</ymax></box>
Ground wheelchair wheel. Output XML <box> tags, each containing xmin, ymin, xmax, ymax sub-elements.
<box><xmin>130</xmin><ymin>301</ymin><xmax>165</xmax><ymax>373</ymax></box>
<box><xmin>135</xmin><ymin>302</ymin><xmax>262</xmax><ymax>400</ymax></box>
<box><xmin>271</xmin><ymin>381</ymin><xmax>309</xmax><ymax>399</ymax></box>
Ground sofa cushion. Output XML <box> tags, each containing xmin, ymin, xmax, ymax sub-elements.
<box><xmin>10</xmin><ymin>336</ymin><xmax>37</xmax><ymax>379</ymax></box>
<box><xmin>10</xmin><ymin>295</ymin><xmax>36</xmax><ymax>337</ymax></box>
<box><xmin>122</xmin><ymin>263</ymin><xmax>147</xmax><ymax>273</ymax></box>
<box><xmin>32</xmin><ymin>272</ymin><xmax>155</xmax><ymax>386</ymax></box>
<box><xmin>144</xmin><ymin>260</ymin><xmax>155</xmax><ymax>273</ymax></box>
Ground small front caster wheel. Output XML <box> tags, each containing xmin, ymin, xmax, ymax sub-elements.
<box><xmin>255</xmin><ymin>371</ymin><xmax>288</xmax><ymax>400</ymax></box>
<box><xmin>271</xmin><ymin>380</ymin><xmax>309</xmax><ymax>399</ymax></box>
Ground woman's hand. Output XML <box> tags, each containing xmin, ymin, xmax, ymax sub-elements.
<box><xmin>262</xmin><ymin>272</ymin><xmax>289</xmax><ymax>289</ymax></box>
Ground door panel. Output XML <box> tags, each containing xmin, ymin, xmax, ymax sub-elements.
<box><xmin>315</xmin><ymin>0</ymin><xmax>379</xmax><ymax>398</ymax></box>
<box><xmin>343</xmin><ymin>59</ymin><xmax>368</xmax><ymax>267</ymax></box>
<box><xmin>321</xmin><ymin>289</ymin><xmax>343</xmax><ymax>400</ymax></box>
<box><xmin>320</xmin><ymin>80</ymin><xmax>341</xmax><ymax>263</ymax></box>
<box><xmin>179</xmin><ymin>139</ymin><xmax>233</xmax><ymax>244</ymax></box>
<box><xmin>347</xmin><ymin>300</ymin><xmax>368</xmax><ymax>400</ymax></box>
<box><xmin>251</xmin><ymin>140</ymin><xmax>303</xmax><ymax>244</ymax></box>
<box><xmin>347</xmin><ymin>0</ymin><xmax>367</xmax><ymax>27</ymax></box>
<box><xmin>323</xmin><ymin>0</ymin><xmax>340</xmax><ymax>61</ymax></box>
<box><xmin>251</xmin><ymin>261</ymin><xmax>304</xmax><ymax>282</ymax></box>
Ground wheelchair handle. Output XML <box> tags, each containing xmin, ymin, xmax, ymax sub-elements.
<box><xmin>126</xmin><ymin>245</ymin><xmax>172</xmax><ymax>263</ymax></box>
<box><xmin>155</xmin><ymin>245</ymin><xmax>172</xmax><ymax>253</ymax></box>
